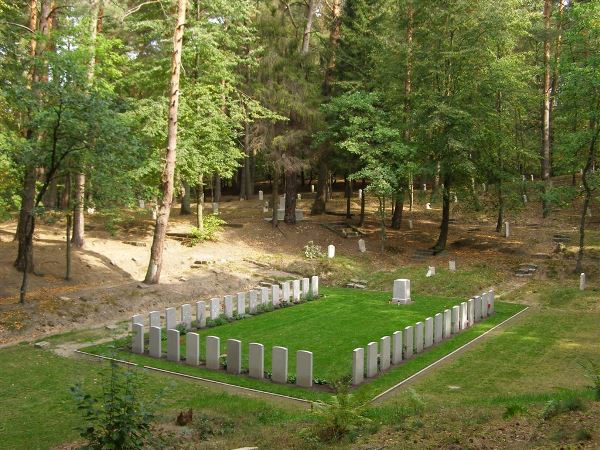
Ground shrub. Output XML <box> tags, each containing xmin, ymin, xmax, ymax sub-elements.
<box><xmin>541</xmin><ymin>399</ymin><xmax>562</xmax><ymax>420</ymax></box>
<box><xmin>70</xmin><ymin>360</ymin><xmax>160</xmax><ymax>449</ymax></box>
<box><xmin>503</xmin><ymin>403</ymin><xmax>528</xmax><ymax>419</ymax></box>
<box><xmin>304</xmin><ymin>241</ymin><xmax>324</xmax><ymax>259</ymax></box>
<box><xmin>175</xmin><ymin>324</ymin><xmax>188</xmax><ymax>335</ymax></box>
<box><xmin>185</xmin><ymin>215</ymin><xmax>226</xmax><ymax>246</ymax></box>
<box><xmin>581</xmin><ymin>359</ymin><xmax>600</xmax><ymax>400</ymax></box>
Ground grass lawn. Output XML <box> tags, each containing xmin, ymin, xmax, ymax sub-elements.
<box><xmin>83</xmin><ymin>287</ymin><xmax>525</xmax><ymax>401</ymax></box>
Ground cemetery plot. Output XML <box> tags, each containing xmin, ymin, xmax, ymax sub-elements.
<box><xmin>83</xmin><ymin>287</ymin><xmax>524</xmax><ymax>402</ymax></box>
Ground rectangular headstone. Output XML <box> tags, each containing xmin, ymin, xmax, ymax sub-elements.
<box><xmin>260</xmin><ymin>287</ymin><xmax>270</xmax><ymax>306</ymax></box>
<box><xmin>392</xmin><ymin>279</ymin><xmax>411</xmax><ymax>304</ymax></box>
<box><xmin>258</xmin><ymin>190</ymin><xmax>263</xmax><ymax>200</ymax></box>
<box><xmin>403</xmin><ymin>326</ymin><xmax>414</xmax><ymax>359</ymax></box>
<box><xmin>149</xmin><ymin>326</ymin><xmax>161</xmax><ymax>358</ymax></box>
<box><xmin>473</xmin><ymin>296</ymin><xmax>482</xmax><ymax>322</ymax></box>
<box><xmin>181</xmin><ymin>304</ymin><xmax>192</xmax><ymax>330</ymax></box>
<box><xmin>434</xmin><ymin>313</ymin><xmax>443</xmax><ymax>344</ymax></box>
<box><xmin>227</xmin><ymin>339</ymin><xmax>242</xmax><ymax>374</ymax></box>
<box><xmin>132</xmin><ymin>323</ymin><xmax>144</xmax><ymax>354</ymax></box>
<box><xmin>580</xmin><ymin>273</ymin><xmax>586</xmax><ymax>291</ymax></box>
<box><xmin>196</xmin><ymin>301</ymin><xmax>206</xmax><ymax>328</ymax></box>
<box><xmin>424</xmin><ymin>317</ymin><xmax>434</xmax><ymax>348</ymax></box>
<box><xmin>443</xmin><ymin>309</ymin><xmax>452</xmax><ymax>338</ymax></box>
<box><xmin>358</xmin><ymin>239</ymin><xmax>366</xmax><ymax>253</ymax></box>
<box><xmin>467</xmin><ymin>298</ymin><xmax>475</xmax><ymax>326</ymax></box>
<box><xmin>327</xmin><ymin>244</ymin><xmax>335</xmax><ymax>258</ymax></box>
<box><xmin>414</xmin><ymin>322</ymin><xmax>424</xmax><ymax>353</ymax></box>
<box><xmin>186</xmin><ymin>332</ymin><xmax>199</xmax><ymax>366</ymax></box>
<box><xmin>281</xmin><ymin>281</ymin><xmax>291</xmax><ymax>303</ymax></box>
<box><xmin>167</xmin><ymin>329</ymin><xmax>180</xmax><ymax>362</ymax></box>
<box><xmin>366</xmin><ymin>342</ymin><xmax>378</xmax><ymax>378</ymax></box>
<box><xmin>480</xmin><ymin>293</ymin><xmax>488</xmax><ymax>318</ymax></box>
<box><xmin>460</xmin><ymin>302</ymin><xmax>468</xmax><ymax>329</ymax></box>
<box><xmin>451</xmin><ymin>306</ymin><xmax>460</xmax><ymax>334</ymax></box>
<box><xmin>380</xmin><ymin>336</ymin><xmax>391</xmax><ymax>371</ymax></box>
<box><xmin>149</xmin><ymin>311</ymin><xmax>160</xmax><ymax>328</ymax></box>
<box><xmin>210</xmin><ymin>298</ymin><xmax>220</xmax><ymax>320</ymax></box>
<box><xmin>352</xmin><ymin>347</ymin><xmax>364</xmax><ymax>385</ymax></box>
<box><xmin>311</xmin><ymin>275</ymin><xmax>319</xmax><ymax>297</ymax></box>
<box><xmin>301</xmin><ymin>277</ymin><xmax>310</xmax><ymax>298</ymax></box>
<box><xmin>248</xmin><ymin>343</ymin><xmax>264</xmax><ymax>379</ymax></box>
<box><xmin>271</xmin><ymin>284</ymin><xmax>281</xmax><ymax>306</ymax></box>
<box><xmin>224</xmin><ymin>295</ymin><xmax>234</xmax><ymax>318</ymax></box>
<box><xmin>488</xmin><ymin>289</ymin><xmax>495</xmax><ymax>314</ymax></box>
<box><xmin>236</xmin><ymin>292</ymin><xmax>246</xmax><ymax>315</ymax></box>
<box><xmin>248</xmin><ymin>290</ymin><xmax>258</xmax><ymax>313</ymax></box>
<box><xmin>205</xmin><ymin>336</ymin><xmax>220</xmax><ymax>370</ymax></box>
<box><xmin>165</xmin><ymin>307</ymin><xmax>176</xmax><ymax>330</ymax></box>
<box><xmin>449</xmin><ymin>260</ymin><xmax>456</xmax><ymax>272</ymax></box>
<box><xmin>272</xmin><ymin>346</ymin><xmax>288</xmax><ymax>383</ymax></box>
<box><xmin>292</xmin><ymin>279</ymin><xmax>301</xmax><ymax>302</ymax></box>
<box><xmin>131</xmin><ymin>314</ymin><xmax>143</xmax><ymax>330</ymax></box>
<box><xmin>296</xmin><ymin>350</ymin><xmax>313</xmax><ymax>387</ymax></box>
<box><xmin>392</xmin><ymin>331</ymin><xmax>403</xmax><ymax>364</ymax></box>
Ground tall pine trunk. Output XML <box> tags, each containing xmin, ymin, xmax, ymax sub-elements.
<box><xmin>391</xmin><ymin>192</ymin><xmax>404</xmax><ymax>230</ymax></box>
<box><xmin>311</xmin><ymin>160</ymin><xmax>327</xmax><ymax>214</ymax></box>
<box><xmin>71</xmin><ymin>172</ymin><xmax>85</xmax><ymax>247</ymax></box>
<box><xmin>180</xmin><ymin>181</ymin><xmax>191</xmax><ymax>214</ymax></box>
<box><xmin>541</xmin><ymin>0</ymin><xmax>552</xmax><ymax>218</ymax></box>
<box><xmin>433</xmin><ymin>178</ymin><xmax>451</xmax><ymax>253</ymax></box>
<box><xmin>196</xmin><ymin>174</ymin><xmax>204</xmax><ymax>229</ymax></box>
<box><xmin>144</xmin><ymin>0</ymin><xmax>187</xmax><ymax>284</ymax></box>
<box><xmin>284</xmin><ymin>169</ymin><xmax>298</xmax><ymax>224</ymax></box>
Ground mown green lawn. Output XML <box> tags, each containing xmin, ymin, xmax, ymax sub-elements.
<box><xmin>84</xmin><ymin>287</ymin><xmax>524</xmax><ymax>401</ymax></box>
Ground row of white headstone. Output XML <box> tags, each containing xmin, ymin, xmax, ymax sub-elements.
<box><xmin>131</xmin><ymin>276</ymin><xmax>320</xmax><ymax>333</ymax></box>
<box><xmin>351</xmin><ymin>289</ymin><xmax>495</xmax><ymax>385</ymax></box>
<box><xmin>131</xmin><ymin>330</ymin><xmax>315</xmax><ymax>388</ymax></box>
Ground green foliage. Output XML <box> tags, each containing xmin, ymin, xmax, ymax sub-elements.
<box><xmin>503</xmin><ymin>403</ymin><xmax>528</xmax><ymax>419</ymax></box>
<box><xmin>70</xmin><ymin>361</ymin><xmax>159</xmax><ymax>449</ymax></box>
<box><xmin>185</xmin><ymin>215</ymin><xmax>226</xmax><ymax>246</ymax></box>
<box><xmin>303</xmin><ymin>241</ymin><xmax>324</xmax><ymax>259</ymax></box>
<box><xmin>541</xmin><ymin>394</ymin><xmax>584</xmax><ymax>420</ymax></box>
<box><xmin>192</xmin><ymin>412</ymin><xmax>235</xmax><ymax>441</ymax></box>
<box><xmin>581</xmin><ymin>359</ymin><xmax>600</xmax><ymax>401</ymax></box>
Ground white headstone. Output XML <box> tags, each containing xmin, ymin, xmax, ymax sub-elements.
<box><xmin>451</xmin><ymin>306</ymin><xmax>460</xmax><ymax>334</ymax></box>
<box><xmin>523</xmin><ymin>194</ymin><xmax>528</xmax><ymax>203</ymax></box>
<box><xmin>358</xmin><ymin>189</ymin><xmax>363</xmax><ymax>199</ymax></box>
<box><xmin>224</xmin><ymin>295</ymin><xmax>234</xmax><ymax>318</ymax></box>
<box><xmin>522</xmin><ymin>174</ymin><xmax>526</xmax><ymax>181</ymax></box>
<box><xmin>281</xmin><ymin>281</ymin><xmax>291</xmax><ymax>303</ymax></box>
<box><xmin>443</xmin><ymin>309</ymin><xmax>451</xmax><ymax>338</ymax></box>
<box><xmin>366</xmin><ymin>342</ymin><xmax>378</xmax><ymax>377</ymax></box>
<box><xmin>414</xmin><ymin>322</ymin><xmax>424</xmax><ymax>353</ymax></box>
<box><xmin>296</xmin><ymin>350</ymin><xmax>313</xmax><ymax>387</ymax></box>
<box><xmin>186</xmin><ymin>332</ymin><xmax>199</xmax><ymax>366</ymax></box>
<box><xmin>488</xmin><ymin>289</ymin><xmax>495</xmax><ymax>314</ymax></box>
<box><xmin>301</xmin><ymin>278</ymin><xmax>310</xmax><ymax>298</ymax></box>
<box><xmin>181</xmin><ymin>303</ymin><xmax>192</xmax><ymax>330</ymax></box>
<box><xmin>279</xmin><ymin>195</ymin><xmax>285</xmax><ymax>210</ymax></box>
<box><xmin>453</xmin><ymin>194</ymin><xmax>458</xmax><ymax>203</ymax></box>
<box><xmin>434</xmin><ymin>313</ymin><xmax>443</xmax><ymax>344</ymax></box>
<box><xmin>260</xmin><ymin>287</ymin><xmax>270</xmax><ymax>305</ymax></box>
<box><xmin>292</xmin><ymin>279</ymin><xmax>301</xmax><ymax>302</ymax></box>
<box><xmin>467</xmin><ymin>298</ymin><xmax>475</xmax><ymax>326</ymax></box>
<box><xmin>212</xmin><ymin>202</ymin><xmax>219</xmax><ymax>214</ymax></box>
<box><xmin>408</xmin><ymin>219</ymin><xmax>413</xmax><ymax>230</ymax></box>
<box><xmin>460</xmin><ymin>302</ymin><xmax>468</xmax><ymax>329</ymax></box>
<box><xmin>131</xmin><ymin>314</ymin><xmax>143</xmax><ymax>330</ymax></box>
<box><xmin>426</xmin><ymin>266</ymin><xmax>436</xmax><ymax>277</ymax></box>
<box><xmin>248</xmin><ymin>290</ymin><xmax>258</xmax><ymax>313</ymax></box>
<box><xmin>480</xmin><ymin>293</ymin><xmax>488</xmax><ymax>318</ymax></box>
<box><xmin>425</xmin><ymin>202</ymin><xmax>432</xmax><ymax>210</ymax></box>
<box><xmin>311</xmin><ymin>275</ymin><xmax>319</xmax><ymax>297</ymax></box>
<box><xmin>210</xmin><ymin>298</ymin><xmax>220</xmax><ymax>320</ymax></box>
<box><xmin>423</xmin><ymin>183</ymin><xmax>427</xmax><ymax>191</ymax></box>
<box><xmin>248</xmin><ymin>343</ymin><xmax>264</xmax><ymax>379</ymax></box>
<box><xmin>424</xmin><ymin>317</ymin><xmax>433</xmax><ymax>348</ymax></box>
<box><xmin>258</xmin><ymin>190</ymin><xmax>263</xmax><ymax>200</ymax></box>
<box><xmin>138</xmin><ymin>199</ymin><xmax>145</xmax><ymax>209</ymax></box>
<box><xmin>227</xmin><ymin>339</ymin><xmax>242</xmax><ymax>374</ymax></box>
<box><xmin>403</xmin><ymin>326</ymin><xmax>414</xmax><ymax>359</ymax></box>
<box><xmin>165</xmin><ymin>307</ymin><xmax>176</xmax><ymax>330</ymax></box>
<box><xmin>392</xmin><ymin>331</ymin><xmax>402</xmax><ymax>364</ymax></box>
<box><xmin>474</xmin><ymin>295</ymin><xmax>482</xmax><ymax>321</ymax></box>
<box><xmin>449</xmin><ymin>260</ymin><xmax>456</xmax><ymax>272</ymax></box>
<box><xmin>580</xmin><ymin>273</ymin><xmax>586</xmax><ymax>291</ymax></box>
<box><xmin>236</xmin><ymin>292</ymin><xmax>246</xmax><ymax>315</ymax></box>
<box><xmin>311</xmin><ymin>184</ymin><xmax>315</xmax><ymax>193</ymax></box>
<box><xmin>352</xmin><ymin>347</ymin><xmax>364</xmax><ymax>385</ymax></box>
<box><xmin>205</xmin><ymin>336</ymin><xmax>220</xmax><ymax>370</ymax></box>
<box><xmin>392</xmin><ymin>279</ymin><xmax>411</xmax><ymax>304</ymax></box>
<box><xmin>149</xmin><ymin>326</ymin><xmax>161</xmax><ymax>358</ymax></box>
<box><xmin>327</xmin><ymin>244</ymin><xmax>335</xmax><ymax>258</ymax></box>
<box><xmin>272</xmin><ymin>346</ymin><xmax>288</xmax><ymax>383</ymax></box>
<box><xmin>271</xmin><ymin>284</ymin><xmax>281</xmax><ymax>306</ymax></box>
<box><xmin>504</xmin><ymin>221</ymin><xmax>510</xmax><ymax>238</ymax></box>
<box><xmin>132</xmin><ymin>323</ymin><xmax>144</xmax><ymax>354</ymax></box>
<box><xmin>196</xmin><ymin>301</ymin><xmax>206</xmax><ymax>328</ymax></box>
<box><xmin>167</xmin><ymin>329</ymin><xmax>180</xmax><ymax>362</ymax></box>
<box><xmin>297</xmin><ymin>193</ymin><xmax>302</xmax><ymax>200</ymax></box>
<box><xmin>530</xmin><ymin>174</ymin><xmax>534</xmax><ymax>181</ymax></box>
<box><xmin>380</xmin><ymin>336</ymin><xmax>391</xmax><ymax>371</ymax></box>
<box><xmin>149</xmin><ymin>311</ymin><xmax>160</xmax><ymax>328</ymax></box>
<box><xmin>358</xmin><ymin>239</ymin><xmax>366</xmax><ymax>253</ymax></box>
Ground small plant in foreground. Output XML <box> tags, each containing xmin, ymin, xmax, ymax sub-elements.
<box><xmin>580</xmin><ymin>359</ymin><xmax>600</xmax><ymax>400</ymax></box>
<box><xmin>304</xmin><ymin>240</ymin><xmax>324</xmax><ymax>259</ymax></box>
<box><xmin>185</xmin><ymin>215</ymin><xmax>226</xmax><ymax>246</ymax></box>
<box><xmin>541</xmin><ymin>399</ymin><xmax>562</xmax><ymax>420</ymax></box>
<box><xmin>70</xmin><ymin>360</ymin><xmax>160</xmax><ymax>449</ymax></box>
<box><xmin>503</xmin><ymin>403</ymin><xmax>528</xmax><ymax>419</ymax></box>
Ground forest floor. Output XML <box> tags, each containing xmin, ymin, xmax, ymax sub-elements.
<box><xmin>1</xmin><ymin>184</ymin><xmax>598</xmax><ymax>345</ymax></box>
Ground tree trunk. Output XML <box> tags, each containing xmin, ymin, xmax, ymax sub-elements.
<box><xmin>284</xmin><ymin>170</ymin><xmax>298</xmax><ymax>224</ymax></box>
<box><xmin>71</xmin><ymin>172</ymin><xmax>85</xmax><ymax>247</ymax></box>
<box><xmin>433</xmin><ymin>178</ymin><xmax>451</xmax><ymax>253</ymax></box>
<box><xmin>301</xmin><ymin>0</ymin><xmax>316</xmax><ymax>55</ymax></box>
<box><xmin>213</xmin><ymin>173</ymin><xmax>221</xmax><ymax>202</ymax></box>
<box><xmin>144</xmin><ymin>0</ymin><xmax>187</xmax><ymax>284</ymax></box>
<box><xmin>66</xmin><ymin>213</ymin><xmax>72</xmax><ymax>280</ymax></box>
<box><xmin>244</xmin><ymin>121</ymin><xmax>252</xmax><ymax>198</ymax></box>
<box><xmin>378</xmin><ymin>196</ymin><xmax>386</xmax><ymax>254</ymax></box>
<box><xmin>43</xmin><ymin>177</ymin><xmax>57</xmax><ymax>209</ymax></box>
<box><xmin>345</xmin><ymin>176</ymin><xmax>351</xmax><ymax>219</ymax></box>
<box><xmin>271</xmin><ymin>165</ymin><xmax>280</xmax><ymax>227</ymax></box>
<box><xmin>180</xmin><ymin>181</ymin><xmax>191</xmax><ymax>214</ymax></box>
<box><xmin>541</xmin><ymin>0</ymin><xmax>552</xmax><ymax>218</ymax></box>
<box><xmin>575</xmin><ymin>126</ymin><xmax>599</xmax><ymax>273</ymax></box>
<box><xmin>359</xmin><ymin>189</ymin><xmax>366</xmax><ymax>226</ymax></box>
<box><xmin>391</xmin><ymin>192</ymin><xmax>404</xmax><ymax>230</ymax></box>
<box><xmin>311</xmin><ymin>159</ymin><xmax>327</xmax><ymax>214</ymax></box>
<box><xmin>495</xmin><ymin>181</ymin><xmax>504</xmax><ymax>233</ymax></box>
<box><xmin>196</xmin><ymin>173</ymin><xmax>204</xmax><ymax>230</ymax></box>
<box><xmin>14</xmin><ymin>168</ymin><xmax>36</xmax><ymax>270</ymax></box>
<box><xmin>60</xmin><ymin>172</ymin><xmax>71</xmax><ymax>210</ymax></box>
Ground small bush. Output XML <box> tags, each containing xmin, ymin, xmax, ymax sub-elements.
<box><xmin>541</xmin><ymin>399</ymin><xmax>562</xmax><ymax>420</ymax></box>
<box><xmin>175</xmin><ymin>324</ymin><xmax>188</xmax><ymax>335</ymax></box>
<box><xmin>185</xmin><ymin>215</ymin><xmax>226</xmax><ymax>246</ymax></box>
<box><xmin>503</xmin><ymin>403</ymin><xmax>528</xmax><ymax>419</ymax></box>
<box><xmin>304</xmin><ymin>241</ymin><xmax>324</xmax><ymax>259</ymax></box>
<box><xmin>562</xmin><ymin>395</ymin><xmax>584</xmax><ymax>412</ymax></box>
<box><xmin>581</xmin><ymin>359</ymin><xmax>600</xmax><ymax>400</ymax></box>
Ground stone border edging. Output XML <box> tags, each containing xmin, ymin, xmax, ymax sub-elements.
<box><xmin>73</xmin><ymin>349</ymin><xmax>314</xmax><ymax>409</ymax></box>
<box><xmin>368</xmin><ymin>306</ymin><xmax>531</xmax><ymax>404</ymax></box>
